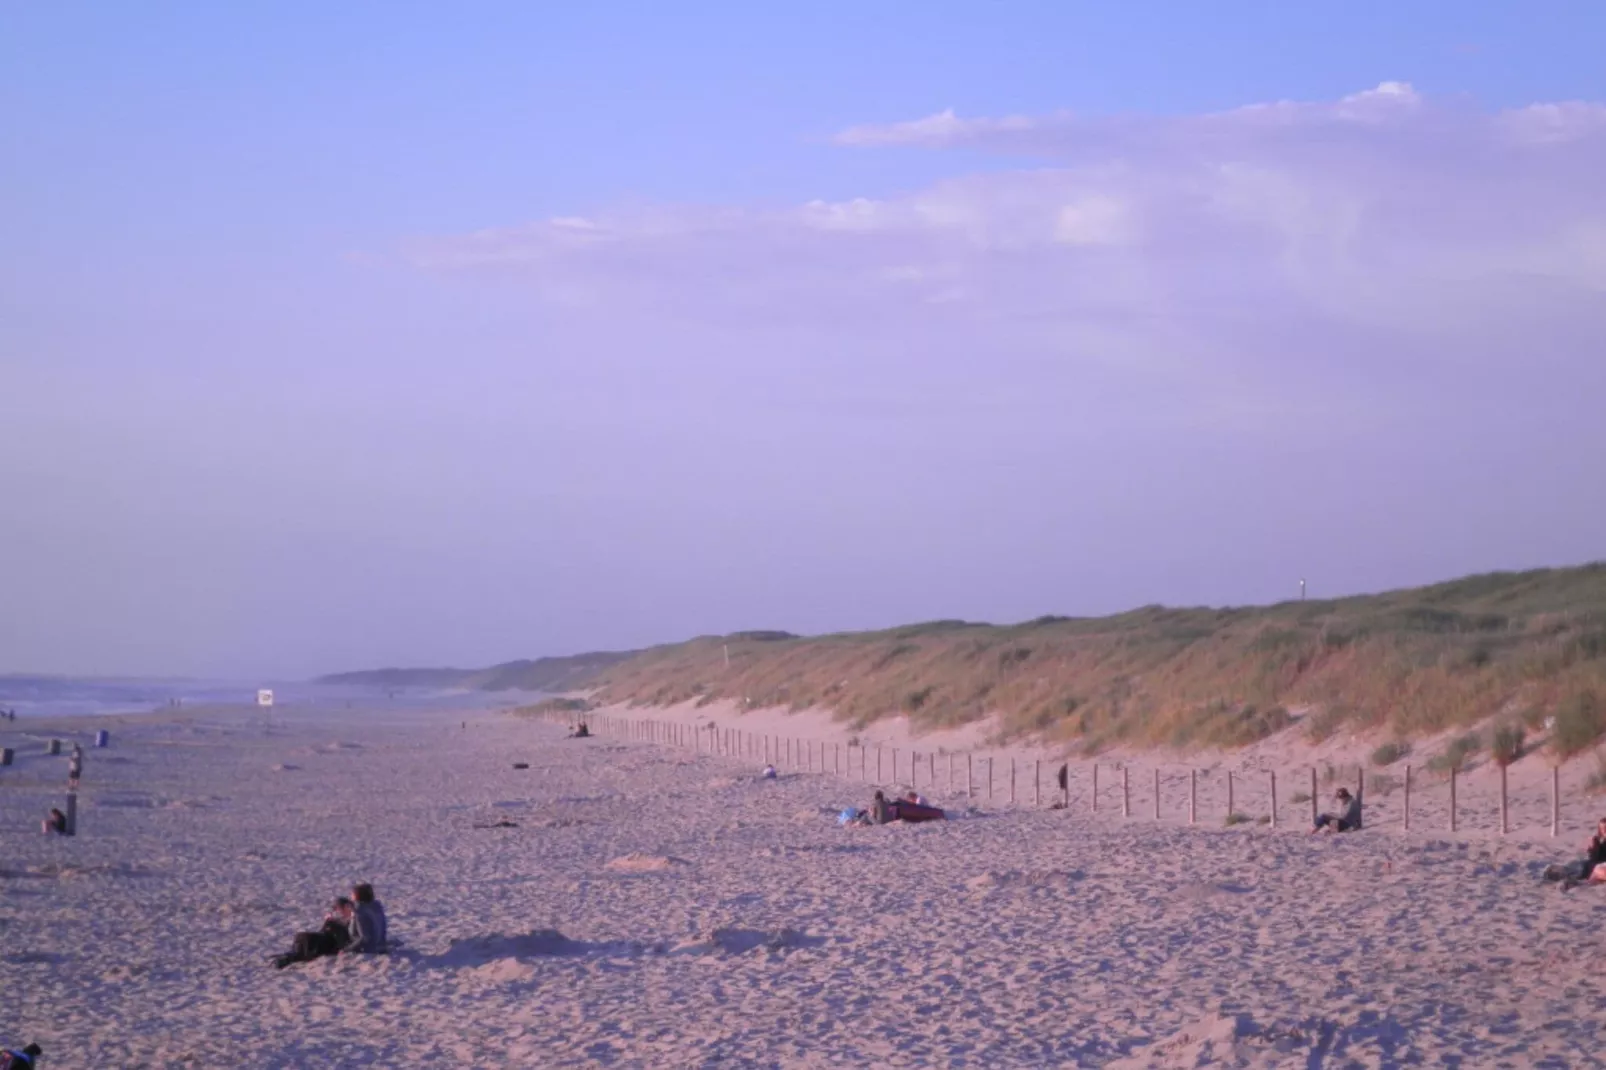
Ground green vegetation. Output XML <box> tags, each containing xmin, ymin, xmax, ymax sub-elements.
<box><xmin>513</xmin><ymin>697</ymin><xmax>594</xmax><ymax>718</ymax></box>
<box><xmin>1370</xmin><ymin>740</ymin><xmax>1410</xmax><ymax>767</ymax></box>
<box><xmin>1552</xmin><ymin>690</ymin><xmax>1605</xmax><ymax>759</ymax></box>
<box><xmin>1224</xmin><ymin>812</ymin><xmax>1252</xmax><ymax>826</ymax></box>
<box><xmin>1427</xmin><ymin>733</ymin><xmax>1482</xmax><ymax>775</ymax></box>
<box><xmin>588</xmin><ymin>562</ymin><xmax>1606</xmax><ymax>750</ymax></box>
<box><xmin>319</xmin><ymin>651</ymin><xmax>635</xmax><ymax>692</ymax></box>
<box><xmin>1488</xmin><ymin>723</ymin><xmax>1526</xmax><ymax>767</ymax></box>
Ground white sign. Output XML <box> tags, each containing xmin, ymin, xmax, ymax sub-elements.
<box><xmin>257</xmin><ymin>689</ymin><xmax>275</xmax><ymax>708</ymax></box>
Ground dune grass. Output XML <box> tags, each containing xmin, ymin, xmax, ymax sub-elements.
<box><xmin>587</xmin><ymin>562</ymin><xmax>1606</xmax><ymax>751</ymax></box>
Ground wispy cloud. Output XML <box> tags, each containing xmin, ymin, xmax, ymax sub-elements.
<box><xmin>406</xmin><ymin>84</ymin><xmax>1606</xmax><ymax>427</ymax></box>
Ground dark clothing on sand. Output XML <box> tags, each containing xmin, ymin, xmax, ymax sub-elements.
<box><xmin>346</xmin><ymin>900</ymin><xmax>388</xmax><ymax>953</ymax></box>
<box><xmin>275</xmin><ymin>918</ymin><xmax>350</xmax><ymax>969</ymax></box>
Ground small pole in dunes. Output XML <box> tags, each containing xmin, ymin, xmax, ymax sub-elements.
<box><xmin>1403</xmin><ymin>764</ymin><xmax>1411</xmax><ymax>830</ymax></box>
<box><xmin>1269</xmin><ymin>771</ymin><xmax>1278</xmax><ymax>829</ymax></box>
<box><xmin>892</xmin><ymin>749</ymin><xmax>899</xmax><ymax>784</ymax></box>
<box><xmin>1310</xmin><ymin>767</ymin><xmax>1318</xmax><ymax>826</ymax></box>
<box><xmin>835</xmin><ymin>743</ymin><xmax>841</xmax><ymax>775</ymax></box>
<box><xmin>1226</xmin><ymin>771</ymin><xmax>1234</xmax><ymax>817</ymax></box>
<box><xmin>1122</xmin><ymin>766</ymin><xmax>1130</xmax><ymax>818</ymax></box>
<box><xmin>1189</xmin><ymin>770</ymin><xmax>1196</xmax><ymax>826</ymax></box>
<box><xmin>966</xmin><ymin>754</ymin><xmax>973</xmax><ymax>798</ymax></box>
<box><xmin>948</xmin><ymin>752</ymin><xmax>954</xmax><ymax>789</ymax></box>
<box><xmin>1092</xmin><ymin>764</ymin><xmax>1099</xmax><ymax>813</ymax></box>
<box><xmin>787</xmin><ymin>738</ymin><xmax>793</xmax><ymax>767</ymax></box>
<box><xmin>987</xmin><ymin>757</ymin><xmax>994</xmax><ymax>801</ymax></box>
<box><xmin>1153</xmin><ymin>768</ymin><xmax>1161</xmax><ymax>820</ymax></box>
<box><xmin>1449</xmin><ymin>767</ymin><xmax>1457</xmax><ymax>833</ymax></box>
<box><xmin>928</xmin><ymin>751</ymin><xmax>935</xmax><ymax>784</ymax></box>
<box><xmin>1499</xmin><ymin>764</ymin><xmax>1509</xmax><ymax>836</ymax></box>
<box><xmin>911</xmin><ymin>751</ymin><xmax>917</xmax><ymax>788</ymax></box>
<box><xmin>1009</xmin><ymin>759</ymin><xmax>1016</xmax><ymax>804</ymax></box>
<box><xmin>1551</xmin><ymin>766</ymin><xmax>1560</xmax><ymax>838</ymax></box>
<box><xmin>1035</xmin><ymin>760</ymin><xmax>1041</xmax><ymax>807</ymax></box>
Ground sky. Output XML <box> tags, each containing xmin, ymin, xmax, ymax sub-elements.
<box><xmin>3</xmin><ymin>2</ymin><xmax>1605</xmax><ymax>678</ymax></box>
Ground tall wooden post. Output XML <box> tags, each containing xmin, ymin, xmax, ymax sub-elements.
<box><xmin>1403</xmin><ymin>764</ymin><xmax>1411</xmax><ymax>830</ymax></box>
<box><xmin>966</xmin><ymin>754</ymin><xmax>973</xmax><ymax>798</ymax></box>
<box><xmin>1270</xmin><ymin>771</ymin><xmax>1278</xmax><ymax>829</ymax></box>
<box><xmin>1010</xmin><ymin>760</ymin><xmax>1016</xmax><ymax>804</ymax></box>
<box><xmin>1153</xmin><ymin>768</ymin><xmax>1161</xmax><ymax>820</ymax></box>
<box><xmin>948</xmin><ymin>752</ymin><xmax>955</xmax><ymax>789</ymax></box>
<box><xmin>1551</xmin><ymin>766</ymin><xmax>1560</xmax><ymax>838</ymax></box>
<box><xmin>1500</xmin><ymin>764</ymin><xmax>1509</xmax><ymax>835</ymax></box>
<box><xmin>987</xmin><ymin>758</ymin><xmax>994</xmax><ymax>801</ymax></box>
<box><xmin>911</xmin><ymin>751</ymin><xmax>917</xmax><ymax>788</ymax></box>
<box><xmin>1227</xmin><ymin>771</ymin><xmax>1235</xmax><ymax>817</ymax></box>
<box><xmin>1092</xmin><ymin>764</ymin><xmax>1099</xmax><ymax>813</ymax></box>
<box><xmin>1450</xmin><ymin>767</ymin><xmax>1458</xmax><ymax>833</ymax></box>
<box><xmin>1310</xmin><ymin>767</ymin><xmax>1318</xmax><ymax>825</ymax></box>
<box><xmin>929</xmin><ymin>751</ymin><xmax>935</xmax><ymax>784</ymax></box>
<box><xmin>1034</xmin><ymin>760</ymin><xmax>1041</xmax><ymax>807</ymax></box>
<box><xmin>1189</xmin><ymin>770</ymin><xmax>1197</xmax><ymax>826</ymax></box>
<box><xmin>1122</xmin><ymin>766</ymin><xmax>1130</xmax><ymax>818</ymax></box>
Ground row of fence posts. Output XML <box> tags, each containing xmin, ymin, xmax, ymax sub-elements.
<box><xmin>556</xmin><ymin>713</ymin><xmax>1563</xmax><ymax>837</ymax></box>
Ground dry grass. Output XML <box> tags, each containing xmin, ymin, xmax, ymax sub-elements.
<box><xmin>588</xmin><ymin>562</ymin><xmax>1606</xmax><ymax>751</ymax></box>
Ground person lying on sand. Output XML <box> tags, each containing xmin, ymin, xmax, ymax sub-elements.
<box><xmin>1544</xmin><ymin>817</ymin><xmax>1606</xmax><ymax>889</ymax></box>
<box><xmin>905</xmin><ymin>790</ymin><xmax>929</xmax><ymax>807</ymax></box>
<box><xmin>274</xmin><ymin>897</ymin><xmax>354</xmax><ymax>969</ymax></box>
<box><xmin>1312</xmin><ymin>787</ymin><xmax>1362</xmax><ymax>833</ymax></box>
<box><xmin>342</xmin><ymin>883</ymin><xmax>389</xmax><ymax>954</ymax></box>
<box><xmin>41</xmin><ymin>807</ymin><xmax>67</xmax><ymax>835</ymax></box>
<box><xmin>0</xmin><ymin>1043</ymin><xmax>42</xmax><ymax>1069</ymax></box>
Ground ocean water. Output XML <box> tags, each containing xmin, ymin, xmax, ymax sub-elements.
<box><xmin>0</xmin><ymin>675</ymin><xmax>528</xmax><ymax>719</ymax></box>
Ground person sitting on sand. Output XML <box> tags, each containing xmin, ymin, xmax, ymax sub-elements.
<box><xmin>905</xmin><ymin>790</ymin><xmax>929</xmax><ymax>807</ymax></box>
<box><xmin>274</xmin><ymin>897</ymin><xmax>354</xmax><ymax>969</ymax></box>
<box><xmin>761</xmin><ymin>764</ymin><xmax>777</xmax><ymax>779</ymax></box>
<box><xmin>0</xmin><ymin>1043</ymin><xmax>42</xmax><ymax>1069</ymax></box>
<box><xmin>1312</xmin><ymin>787</ymin><xmax>1362</xmax><ymax>833</ymax></box>
<box><xmin>41</xmin><ymin>807</ymin><xmax>67</xmax><ymax>835</ymax></box>
<box><xmin>871</xmin><ymin>790</ymin><xmax>895</xmax><ymax>825</ymax></box>
<box><xmin>1544</xmin><ymin>817</ymin><xmax>1606</xmax><ymax>888</ymax></box>
<box><xmin>342</xmin><ymin>883</ymin><xmax>389</xmax><ymax>954</ymax></box>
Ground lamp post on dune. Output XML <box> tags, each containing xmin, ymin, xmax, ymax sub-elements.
<box><xmin>1300</xmin><ymin>579</ymin><xmax>1306</xmax><ymax>602</ymax></box>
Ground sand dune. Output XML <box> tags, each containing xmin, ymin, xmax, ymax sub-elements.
<box><xmin>2</xmin><ymin>708</ymin><xmax>1604</xmax><ymax>1067</ymax></box>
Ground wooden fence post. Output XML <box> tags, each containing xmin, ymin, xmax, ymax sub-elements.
<box><xmin>1122</xmin><ymin>766</ymin><xmax>1130</xmax><ymax>818</ymax></box>
<box><xmin>1092</xmin><ymin>764</ymin><xmax>1099</xmax><ymax>813</ymax></box>
<box><xmin>987</xmin><ymin>758</ymin><xmax>994</xmax><ymax>801</ymax></box>
<box><xmin>1310</xmin><ymin>767</ymin><xmax>1318</xmax><ymax>826</ymax></box>
<box><xmin>835</xmin><ymin>743</ymin><xmax>841</xmax><ymax>776</ymax></box>
<box><xmin>1450</xmin><ymin>767</ymin><xmax>1458</xmax><ymax>833</ymax></box>
<box><xmin>1227</xmin><ymin>771</ymin><xmax>1235</xmax><ymax>817</ymax></box>
<box><xmin>1270</xmin><ymin>771</ymin><xmax>1278</xmax><ymax>829</ymax></box>
<box><xmin>1403</xmin><ymin>764</ymin><xmax>1411</xmax><ymax>830</ymax></box>
<box><xmin>1189</xmin><ymin>769</ymin><xmax>1196</xmax><ymax>826</ymax></box>
<box><xmin>1034</xmin><ymin>760</ymin><xmax>1041</xmax><ymax>807</ymax></box>
<box><xmin>1010</xmin><ymin>759</ymin><xmax>1016</xmax><ymax>804</ymax></box>
<box><xmin>911</xmin><ymin>751</ymin><xmax>918</xmax><ymax>788</ymax></box>
<box><xmin>929</xmin><ymin>752</ymin><xmax>935</xmax><ymax>785</ymax></box>
<box><xmin>966</xmin><ymin>754</ymin><xmax>973</xmax><ymax>798</ymax></box>
<box><xmin>1499</xmin><ymin>764</ymin><xmax>1509</xmax><ymax>836</ymax></box>
<box><xmin>948</xmin><ymin>752</ymin><xmax>955</xmax><ymax>789</ymax></box>
<box><xmin>1153</xmin><ymin>768</ymin><xmax>1161</xmax><ymax>820</ymax></box>
<box><xmin>1551</xmin><ymin>766</ymin><xmax>1560</xmax><ymax>838</ymax></box>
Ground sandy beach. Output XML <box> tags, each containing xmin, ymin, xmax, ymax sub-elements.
<box><xmin>4</xmin><ymin>704</ymin><xmax>1605</xmax><ymax>1068</ymax></box>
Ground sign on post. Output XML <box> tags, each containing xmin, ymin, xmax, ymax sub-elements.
<box><xmin>257</xmin><ymin>690</ymin><xmax>275</xmax><ymax>708</ymax></box>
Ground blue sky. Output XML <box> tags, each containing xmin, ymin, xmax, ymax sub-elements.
<box><xmin>3</xmin><ymin>3</ymin><xmax>1605</xmax><ymax>677</ymax></box>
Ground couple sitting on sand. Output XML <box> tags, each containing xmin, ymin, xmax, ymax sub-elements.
<box><xmin>844</xmin><ymin>790</ymin><xmax>944</xmax><ymax>826</ymax></box>
<box><xmin>273</xmin><ymin>882</ymin><xmax>389</xmax><ymax>969</ymax></box>
<box><xmin>1543</xmin><ymin>818</ymin><xmax>1606</xmax><ymax>890</ymax></box>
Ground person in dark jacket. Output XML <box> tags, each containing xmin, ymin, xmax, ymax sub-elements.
<box><xmin>274</xmin><ymin>898</ymin><xmax>354</xmax><ymax>969</ymax></box>
<box><xmin>343</xmin><ymin>883</ymin><xmax>388</xmax><ymax>954</ymax></box>
<box><xmin>1546</xmin><ymin>817</ymin><xmax>1606</xmax><ymax>888</ymax></box>
<box><xmin>870</xmin><ymin>790</ymin><xmax>895</xmax><ymax>825</ymax></box>
<box><xmin>1312</xmin><ymin>787</ymin><xmax>1362</xmax><ymax>833</ymax></box>
<box><xmin>1</xmin><ymin>1043</ymin><xmax>43</xmax><ymax>1069</ymax></box>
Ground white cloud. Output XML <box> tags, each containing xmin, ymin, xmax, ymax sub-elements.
<box><xmin>405</xmin><ymin>84</ymin><xmax>1606</xmax><ymax>425</ymax></box>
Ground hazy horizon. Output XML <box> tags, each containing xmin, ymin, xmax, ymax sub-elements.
<box><xmin>5</xmin><ymin>4</ymin><xmax>1604</xmax><ymax>679</ymax></box>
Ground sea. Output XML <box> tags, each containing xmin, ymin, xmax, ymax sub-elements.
<box><xmin>0</xmin><ymin>675</ymin><xmax>530</xmax><ymax>721</ymax></box>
